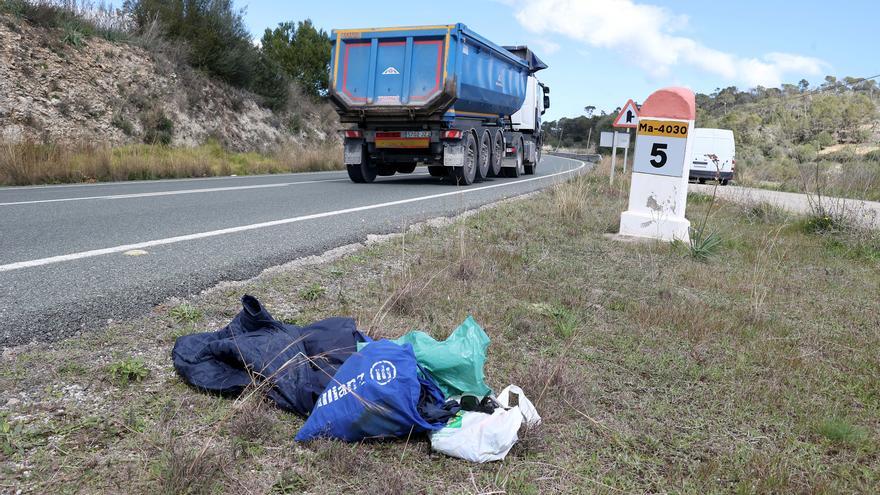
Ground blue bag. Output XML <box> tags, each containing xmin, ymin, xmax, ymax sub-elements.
<box><xmin>295</xmin><ymin>339</ymin><xmax>450</xmax><ymax>442</ymax></box>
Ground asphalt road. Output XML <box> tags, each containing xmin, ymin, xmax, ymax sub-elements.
<box><xmin>0</xmin><ymin>154</ymin><xmax>586</xmax><ymax>346</ymax></box>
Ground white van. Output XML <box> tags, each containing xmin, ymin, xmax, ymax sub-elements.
<box><xmin>689</xmin><ymin>128</ymin><xmax>735</xmax><ymax>185</ymax></box>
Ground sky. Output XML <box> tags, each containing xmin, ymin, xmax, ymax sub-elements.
<box><xmin>238</xmin><ymin>0</ymin><xmax>878</xmax><ymax>120</ymax></box>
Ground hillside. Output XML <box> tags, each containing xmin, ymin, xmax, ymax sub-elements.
<box><xmin>0</xmin><ymin>1</ymin><xmax>342</xmax><ymax>185</ymax></box>
<box><xmin>544</xmin><ymin>78</ymin><xmax>880</xmax><ymax>200</ymax></box>
<box><xmin>0</xmin><ymin>13</ymin><xmax>337</xmax><ymax>151</ymax></box>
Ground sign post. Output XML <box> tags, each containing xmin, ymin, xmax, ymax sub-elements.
<box><xmin>618</xmin><ymin>87</ymin><xmax>695</xmax><ymax>242</ymax></box>
<box><xmin>612</xmin><ymin>99</ymin><xmax>639</xmax><ymax>179</ymax></box>
<box><xmin>599</xmin><ymin>131</ymin><xmax>630</xmax><ymax>185</ymax></box>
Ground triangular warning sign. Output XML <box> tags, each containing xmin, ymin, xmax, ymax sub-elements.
<box><xmin>382</xmin><ymin>66</ymin><xmax>400</xmax><ymax>75</ymax></box>
<box><xmin>613</xmin><ymin>99</ymin><xmax>640</xmax><ymax>128</ymax></box>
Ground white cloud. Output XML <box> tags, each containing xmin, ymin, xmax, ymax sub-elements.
<box><xmin>532</xmin><ymin>39</ymin><xmax>561</xmax><ymax>55</ymax></box>
<box><xmin>512</xmin><ymin>0</ymin><xmax>827</xmax><ymax>87</ymax></box>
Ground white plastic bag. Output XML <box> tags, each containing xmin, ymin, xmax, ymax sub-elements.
<box><xmin>430</xmin><ymin>385</ymin><xmax>541</xmax><ymax>463</ymax></box>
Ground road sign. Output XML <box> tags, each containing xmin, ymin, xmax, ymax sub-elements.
<box><xmin>599</xmin><ymin>131</ymin><xmax>629</xmax><ymax>148</ymax></box>
<box><xmin>612</xmin><ymin>99</ymin><xmax>639</xmax><ymax>128</ymax></box>
<box><xmin>618</xmin><ymin>87</ymin><xmax>695</xmax><ymax>242</ymax></box>
<box><xmin>631</xmin><ymin>119</ymin><xmax>688</xmax><ymax>177</ymax></box>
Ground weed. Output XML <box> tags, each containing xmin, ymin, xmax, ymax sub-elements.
<box><xmin>816</xmin><ymin>417</ymin><xmax>867</xmax><ymax>446</ymax></box>
<box><xmin>299</xmin><ymin>283</ymin><xmax>326</xmax><ymax>302</ymax></box>
<box><xmin>154</xmin><ymin>436</ymin><xmax>223</xmax><ymax>495</ymax></box>
<box><xmin>169</xmin><ymin>303</ymin><xmax>203</xmax><ymax>324</ymax></box>
<box><xmin>685</xmin><ymin>227</ymin><xmax>723</xmax><ymax>261</ymax></box>
<box><xmin>61</xmin><ymin>22</ymin><xmax>84</xmax><ymax>47</ymax></box>
<box><xmin>1</xmin><ymin>413</ymin><xmax>25</xmax><ymax>456</ymax></box>
<box><xmin>271</xmin><ymin>470</ymin><xmax>309</xmax><ymax>494</ymax></box>
<box><xmin>106</xmin><ymin>357</ymin><xmax>149</xmax><ymax>386</ymax></box>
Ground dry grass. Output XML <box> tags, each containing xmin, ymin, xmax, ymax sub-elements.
<box><xmin>2</xmin><ymin>166</ymin><xmax>879</xmax><ymax>493</ymax></box>
<box><xmin>0</xmin><ymin>140</ymin><xmax>342</xmax><ymax>185</ymax></box>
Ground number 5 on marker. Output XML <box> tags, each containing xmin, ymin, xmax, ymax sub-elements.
<box><xmin>649</xmin><ymin>143</ymin><xmax>668</xmax><ymax>168</ymax></box>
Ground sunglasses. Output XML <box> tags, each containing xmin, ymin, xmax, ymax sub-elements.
<box><xmin>459</xmin><ymin>395</ymin><xmax>502</xmax><ymax>414</ymax></box>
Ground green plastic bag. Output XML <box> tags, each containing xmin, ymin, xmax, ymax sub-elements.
<box><xmin>392</xmin><ymin>316</ymin><xmax>491</xmax><ymax>398</ymax></box>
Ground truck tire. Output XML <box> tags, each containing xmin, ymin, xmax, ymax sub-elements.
<box><xmin>397</xmin><ymin>163</ymin><xmax>417</xmax><ymax>174</ymax></box>
<box><xmin>489</xmin><ymin>131</ymin><xmax>503</xmax><ymax>177</ymax></box>
<box><xmin>476</xmin><ymin>131</ymin><xmax>491</xmax><ymax>181</ymax></box>
<box><xmin>453</xmin><ymin>132</ymin><xmax>477</xmax><ymax>185</ymax></box>
<box><xmin>428</xmin><ymin>166</ymin><xmax>447</xmax><ymax>177</ymax></box>
<box><xmin>347</xmin><ymin>149</ymin><xmax>377</xmax><ymax>183</ymax></box>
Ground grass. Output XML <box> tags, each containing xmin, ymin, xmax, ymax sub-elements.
<box><xmin>0</xmin><ymin>140</ymin><xmax>343</xmax><ymax>186</ymax></box>
<box><xmin>1</xmin><ymin>165</ymin><xmax>878</xmax><ymax>492</ymax></box>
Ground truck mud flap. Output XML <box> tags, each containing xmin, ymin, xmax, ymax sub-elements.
<box><xmin>523</xmin><ymin>140</ymin><xmax>536</xmax><ymax>163</ymax></box>
<box><xmin>443</xmin><ymin>142</ymin><xmax>465</xmax><ymax>168</ymax></box>
<box><xmin>343</xmin><ymin>139</ymin><xmax>364</xmax><ymax>165</ymax></box>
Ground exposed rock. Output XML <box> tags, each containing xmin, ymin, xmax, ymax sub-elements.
<box><xmin>0</xmin><ymin>14</ymin><xmax>338</xmax><ymax>151</ymax></box>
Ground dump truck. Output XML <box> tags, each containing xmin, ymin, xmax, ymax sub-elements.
<box><xmin>328</xmin><ymin>24</ymin><xmax>550</xmax><ymax>184</ymax></box>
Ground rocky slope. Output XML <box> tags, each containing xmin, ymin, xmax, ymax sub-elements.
<box><xmin>0</xmin><ymin>14</ymin><xmax>337</xmax><ymax>152</ymax></box>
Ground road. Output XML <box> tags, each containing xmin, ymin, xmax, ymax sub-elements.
<box><xmin>0</xmin><ymin>155</ymin><xmax>586</xmax><ymax>346</ymax></box>
<box><xmin>690</xmin><ymin>183</ymin><xmax>880</xmax><ymax>229</ymax></box>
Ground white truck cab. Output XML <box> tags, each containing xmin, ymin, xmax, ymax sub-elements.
<box><xmin>689</xmin><ymin>128</ymin><xmax>736</xmax><ymax>185</ymax></box>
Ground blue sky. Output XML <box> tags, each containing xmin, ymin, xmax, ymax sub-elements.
<box><xmin>239</xmin><ymin>0</ymin><xmax>878</xmax><ymax>120</ymax></box>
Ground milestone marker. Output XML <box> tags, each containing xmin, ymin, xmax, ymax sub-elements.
<box><xmin>618</xmin><ymin>87</ymin><xmax>695</xmax><ymax>242</ymax></box>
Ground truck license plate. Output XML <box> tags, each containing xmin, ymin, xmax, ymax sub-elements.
<box><xmin>375</xmin><ymin>131</ymin><xmax>430</xmax><ymax>149</ymax></box>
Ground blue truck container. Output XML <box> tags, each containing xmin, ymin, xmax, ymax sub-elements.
<box><xmin>329</xmin><ymin>23</ymin><xmax>530</xmax><ymax>121</ymax></box>
<box><xmin>329</xmin><ymin>24</ymin><xmax>550</xmax><ymax>185</ymax></box>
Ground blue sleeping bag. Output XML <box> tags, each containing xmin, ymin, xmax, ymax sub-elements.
<box><xmin>295</xmin><ymin>339</ymin><xmax>452</xmax><ymax>442</ymax></box>
<box><xmin>172</xmin><ymin>295</ymin><xmax>366</xmax><ymax>417</ymax></box>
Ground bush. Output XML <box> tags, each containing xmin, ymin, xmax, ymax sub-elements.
<box><xmin>124</xmin><ymin>0</ymin><xmax>289</xmax><ymax>106</ymax></box>
<box><xmin>142</xmin><ymin>109</ymin><xmax>174</xmax><ymax>145</ymax></box>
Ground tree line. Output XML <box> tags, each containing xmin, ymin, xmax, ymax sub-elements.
<box><xmin>543</xmin><ymin>76</ymin><xmax>878</xmax><ymax>160</ymax></box>
<box><xmin>122</xmin><ymin>0</ymin><xmax>332</xmax><ymax>110</ymax></box>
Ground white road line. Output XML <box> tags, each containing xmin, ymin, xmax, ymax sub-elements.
<box><xmin>0</xmin><ymin>159</ymin><xmax>585</xmax><ymax>272</ymax></box>
<box><xmin>0</xmin><ymin>178</ymin><xmax>350</xmax><ymax>206</ymax></box>
<box><xmin>0</xmin><ymin>168</ymin><xmax>349</xmax><ymax>192</ymax></box>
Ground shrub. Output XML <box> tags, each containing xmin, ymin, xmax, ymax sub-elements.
<box><xmin>111</xmin><ymin>112</ymin><xmax>134</xmax><ymax>136</ymax></box>
<box><xmin>261</xmin><ymin>20</ymin><xmax>331</xmax><ymax>98</ymax></box>
<box><xmin>142</xmin><ymin>109</ymin><xmax>174</xmax><ymax>145</ymax></box>
<box><xmin>124</xmin><ymin>0</ymin><xmax>289</xmax><ymax>106</ymax></box>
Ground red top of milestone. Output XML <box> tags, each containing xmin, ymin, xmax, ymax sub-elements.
<box><xmin>640</xmin><ymin>87</ymin><xmax>696</xmax><ymax>120</ymax></box>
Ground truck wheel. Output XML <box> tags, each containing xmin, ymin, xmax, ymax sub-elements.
<box><xmin>428</xmin><ymin>166</ymin><xmax>447</xmax><ymax>177</ymax></box>
<box><xmin>346</xmin><ymin>149</ymin><xmax>376</xmax><ymax>183</ymax></box>
<box><xmin>397</xmin><ymin>163</ymin><xmax>417</xmax><ymax>174</ymax></box>
<box><xmin>453</xmin><ymin>132</ymin><xmax>477</xmax><ymax>185</ymax></box>
<box><xmin>475</xmin><ymin>131</ymin><xmax>491</xmax><ymax>181</ymax></box>
<box><xmin>489</xmin><ymin>131</ymin><xmax>503</xmax><ymax>177</ymax></box>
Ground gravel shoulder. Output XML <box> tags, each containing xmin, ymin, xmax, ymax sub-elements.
<box><xmin>690</xmin><ymin>183</ymin><xmax>880</xmax><ymax>229</ymax></box>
